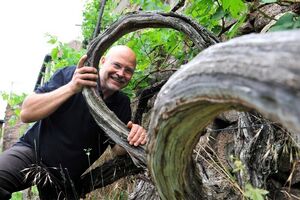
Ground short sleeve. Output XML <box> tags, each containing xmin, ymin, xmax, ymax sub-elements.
<box><xmin>35</xmin><ymin>66</ymin><xmax>75</xmax><ymax>94</ymax></box>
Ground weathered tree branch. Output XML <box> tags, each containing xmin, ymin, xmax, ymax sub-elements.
<box><xmin>147</xmin><ymin>29</ymin><xmax>300</xmax><ymax>199</ymax></box>
<box><xmin>83</xmin><ymin>11</ymin><xmax>219</xmax><ymax>168</ymax></box>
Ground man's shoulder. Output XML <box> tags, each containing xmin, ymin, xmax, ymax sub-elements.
<box><xmin>59</xmin><ymin>65</ymin><xmax>76</xmax><ymax>74</ymax></box>
<box><xmin>53</xmin><ymin>66</ymin><xmax>76</xmax><ymax>82</ymax></box>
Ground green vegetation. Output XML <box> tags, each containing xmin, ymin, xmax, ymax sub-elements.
<box><xmin>269</xmin><ymin>12</ymin><xmax>300</xmax><ymax>32</ymax></box>
<box><xmin>0</xmin><ymin>92</ymin><xmax>26</xmax><ymax>126</ymax></box>
<box><xmin>244</xmin><ymin>184</ymin><xmax>269</xmax><ymax>200</ymax></box>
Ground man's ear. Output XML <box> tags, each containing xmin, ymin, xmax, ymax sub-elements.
<box><xmin>100</xmin><ymin>56</ymin><xmax>105</xmax><ymax>65</ymax></box>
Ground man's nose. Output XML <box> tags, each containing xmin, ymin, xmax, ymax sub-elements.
<box><xmin>116</xmin><ymin>68</ymin><xmax>125</xmax><ymax>77</ymax></box>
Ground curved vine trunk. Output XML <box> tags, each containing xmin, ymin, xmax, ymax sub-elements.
<box><xmin>147</xmin><ymin>29</ymin><xmax>300</xmax><ymax>199</ymax></box>
<box><xmin>82</xmin><ymin>11</ymin><xmax>218</xmax><ymax>168</ymax></box>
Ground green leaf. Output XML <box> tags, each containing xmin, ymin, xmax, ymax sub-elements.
<box><xmin>222</xmin><ymin>0</ymin><xmax>247</xmax><ymax>18</ymax></box>
<box><xmin>46</xmin><ymin>34</ymin><xmax>58</xmax><ymax>44</ymax></box>
<box><xmin>293</xmin><ymin>17</ymin><xmax>300</xmax><ymax>28</ymax></box>
<box><xmin>269</xmin><ymin>13</ymin><xmax>300</xmax><ymax>32</ymax></box>
<box><xmin>211</xmin><ymin>6</ymin><xmax>225</xmax><ymax>20</ymax></box>
<box><xmin>228</xmin><ymin>12</ymin><xmax>247</xmax><ymax>38</ymax></box>
<box><xmin>51</xmin><ymin>47</ymin><xmax>59</xmax><ymax>60</ymax></box>
<box><xmin>275</xmin><ymin>13</ymin><xmax>295</xmax><ymax>26</ymax></box>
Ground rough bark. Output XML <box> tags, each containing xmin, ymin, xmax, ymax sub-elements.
<box><xmin>147</xmin><ymin>29</ymin><xmax>300</xmax><ymax>200</ymax></box>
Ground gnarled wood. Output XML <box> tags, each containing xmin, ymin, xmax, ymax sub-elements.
<box><xmin>148</xmin><ymin>29</ymin><xmax>300</xmax><ymax>200</ymax></box>
<box><xmin>82</xmin><ymin>11</ymin><xmax>219</xmax><ymax>167</ymax></box>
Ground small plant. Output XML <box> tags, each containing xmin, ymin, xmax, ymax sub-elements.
<box><xmin>244</xmin><ymin>183</ymin><xmax>269</xmax><ymax>200</ymax></box>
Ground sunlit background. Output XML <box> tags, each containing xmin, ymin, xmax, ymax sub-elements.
<box><xmin>0</xmin><ymin>0</ymin><xmax>85</xmax><ymax>119</ymax></box>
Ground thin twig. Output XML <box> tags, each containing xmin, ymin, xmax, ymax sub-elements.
<box><xmin>93</xmin><ymin>0</ymin><xmax>107</xmax><ymax>39</ymax></box>
<box><xmin>218</xmin><ymin>21</ymin><xmax>237</xmax><ymax>37</ymax></box>
<box><xmin>171</xmin><ymin>0</ymin><xmax>186</xmax><ymax>12</ymax></box>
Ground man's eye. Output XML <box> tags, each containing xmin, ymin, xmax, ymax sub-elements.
<box><xmin>113</xmin><ymin>64</ymin><xmax>121</xmax><ymax>69</ymax></box>
<box><xmin>125</xmin><ymin>68</ymin><xmax>134</xmax><ymax>75</ymax></box>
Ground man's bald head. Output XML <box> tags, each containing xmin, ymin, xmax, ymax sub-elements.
<box><xmin>105</xmin><ymin>45</ymin><xmax>136</xmax><ymax>67</ymax></box>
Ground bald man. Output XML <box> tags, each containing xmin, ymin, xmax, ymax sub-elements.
<box><xmin>0</xmin><ymin>45</ymin><xmax>146</xmax><ymax>199</ymax></box>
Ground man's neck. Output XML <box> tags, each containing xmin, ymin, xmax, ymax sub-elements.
<box><xmin>101</xmin><ymin>88</ymin><xmax>115</xmax><ymax>100</ymax></box>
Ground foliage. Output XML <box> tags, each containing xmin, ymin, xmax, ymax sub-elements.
<box><xmin>184</xmin><ymin>0</ymin><xmax>248</xmax><ymax>37</ymax></box>
<box><xmin>244</xmin><ymin>184</ymin><xmax>269</xmax><ymax>200</ymax></box>
<box><xmin>230</xmin><ymin>156</ymin><xmax>269</xmax><ymax>199</ymax></box>
<box><xmin>269</xmin><ymin>12</ymin><xmax>300</xmax><ymax>32</ymax></box>
<box><xmin>130</xmin><ymin>0</ymin><xmax>170</xmax><ymax>11</ymax></box>
<box><xmin>221</xmin><ymin>0</ymin><xmax>247</xmax><ymax>18</ymax></box>
<box><xmin>82</xmin><ymin>0</ymin><xmax>120</xmax><ymax>42</ymax></box>
<box><xmin>11</xmin><ymin>191</ymin><xmax>22</xmax><ymax>200</ymax></box>
<box><xmin>45</xmin><ymin>34</ymin><xmax>87</xmax><ymax>82</ymax></box>
<box><xmin>0</xmin><ymin>92</ymin><xmax>27</xmax><ymax>126</ymax></box>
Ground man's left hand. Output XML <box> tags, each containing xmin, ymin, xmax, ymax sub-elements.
<box><xmin>127</xmin><ymin>121</ymin><xmax>147</xmax><ymax>146</ymax></box>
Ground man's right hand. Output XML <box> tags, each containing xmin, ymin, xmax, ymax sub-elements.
<box><xmin>68</xmin><ymin>55</ymin><xmax>99</xmax><ymax>93</ymax></box>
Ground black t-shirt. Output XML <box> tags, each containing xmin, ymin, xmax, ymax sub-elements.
<box><xmin>19</xmin><ymin>66</ymin><xmax>131</xmax><ymax>182</ymax></box>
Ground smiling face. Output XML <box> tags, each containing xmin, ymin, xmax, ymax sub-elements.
<box><xmin>99</xmin><ymin>45</ymin><xmax>136</xmax><ymax>98</ymax></box>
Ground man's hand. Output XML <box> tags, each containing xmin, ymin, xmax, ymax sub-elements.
<box><xmin>68</xmin><ymin>55</ymin><xmax>99</xmax><ymax>93</ymax></box>
<box><xmin>127</xmin><ymin>121</ymin><xmax>147</xmax><ymax>146</ymax></box>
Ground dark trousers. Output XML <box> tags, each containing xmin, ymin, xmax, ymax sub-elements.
<box><xmin>0</xmin><ymin>144</ymin><xmax>79</xmax><ymax>200</ymax></box>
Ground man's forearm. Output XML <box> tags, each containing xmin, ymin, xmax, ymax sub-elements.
<box><xmin>20</xmin><ymin>83</ymin><xmax>75</xmax><ymax>123</ymax></box>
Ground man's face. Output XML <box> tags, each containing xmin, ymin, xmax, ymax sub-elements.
<box><xmin>99</xmin><ymin>48</ymin><xmax>136</xmax><ymax>93</ymax></box>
